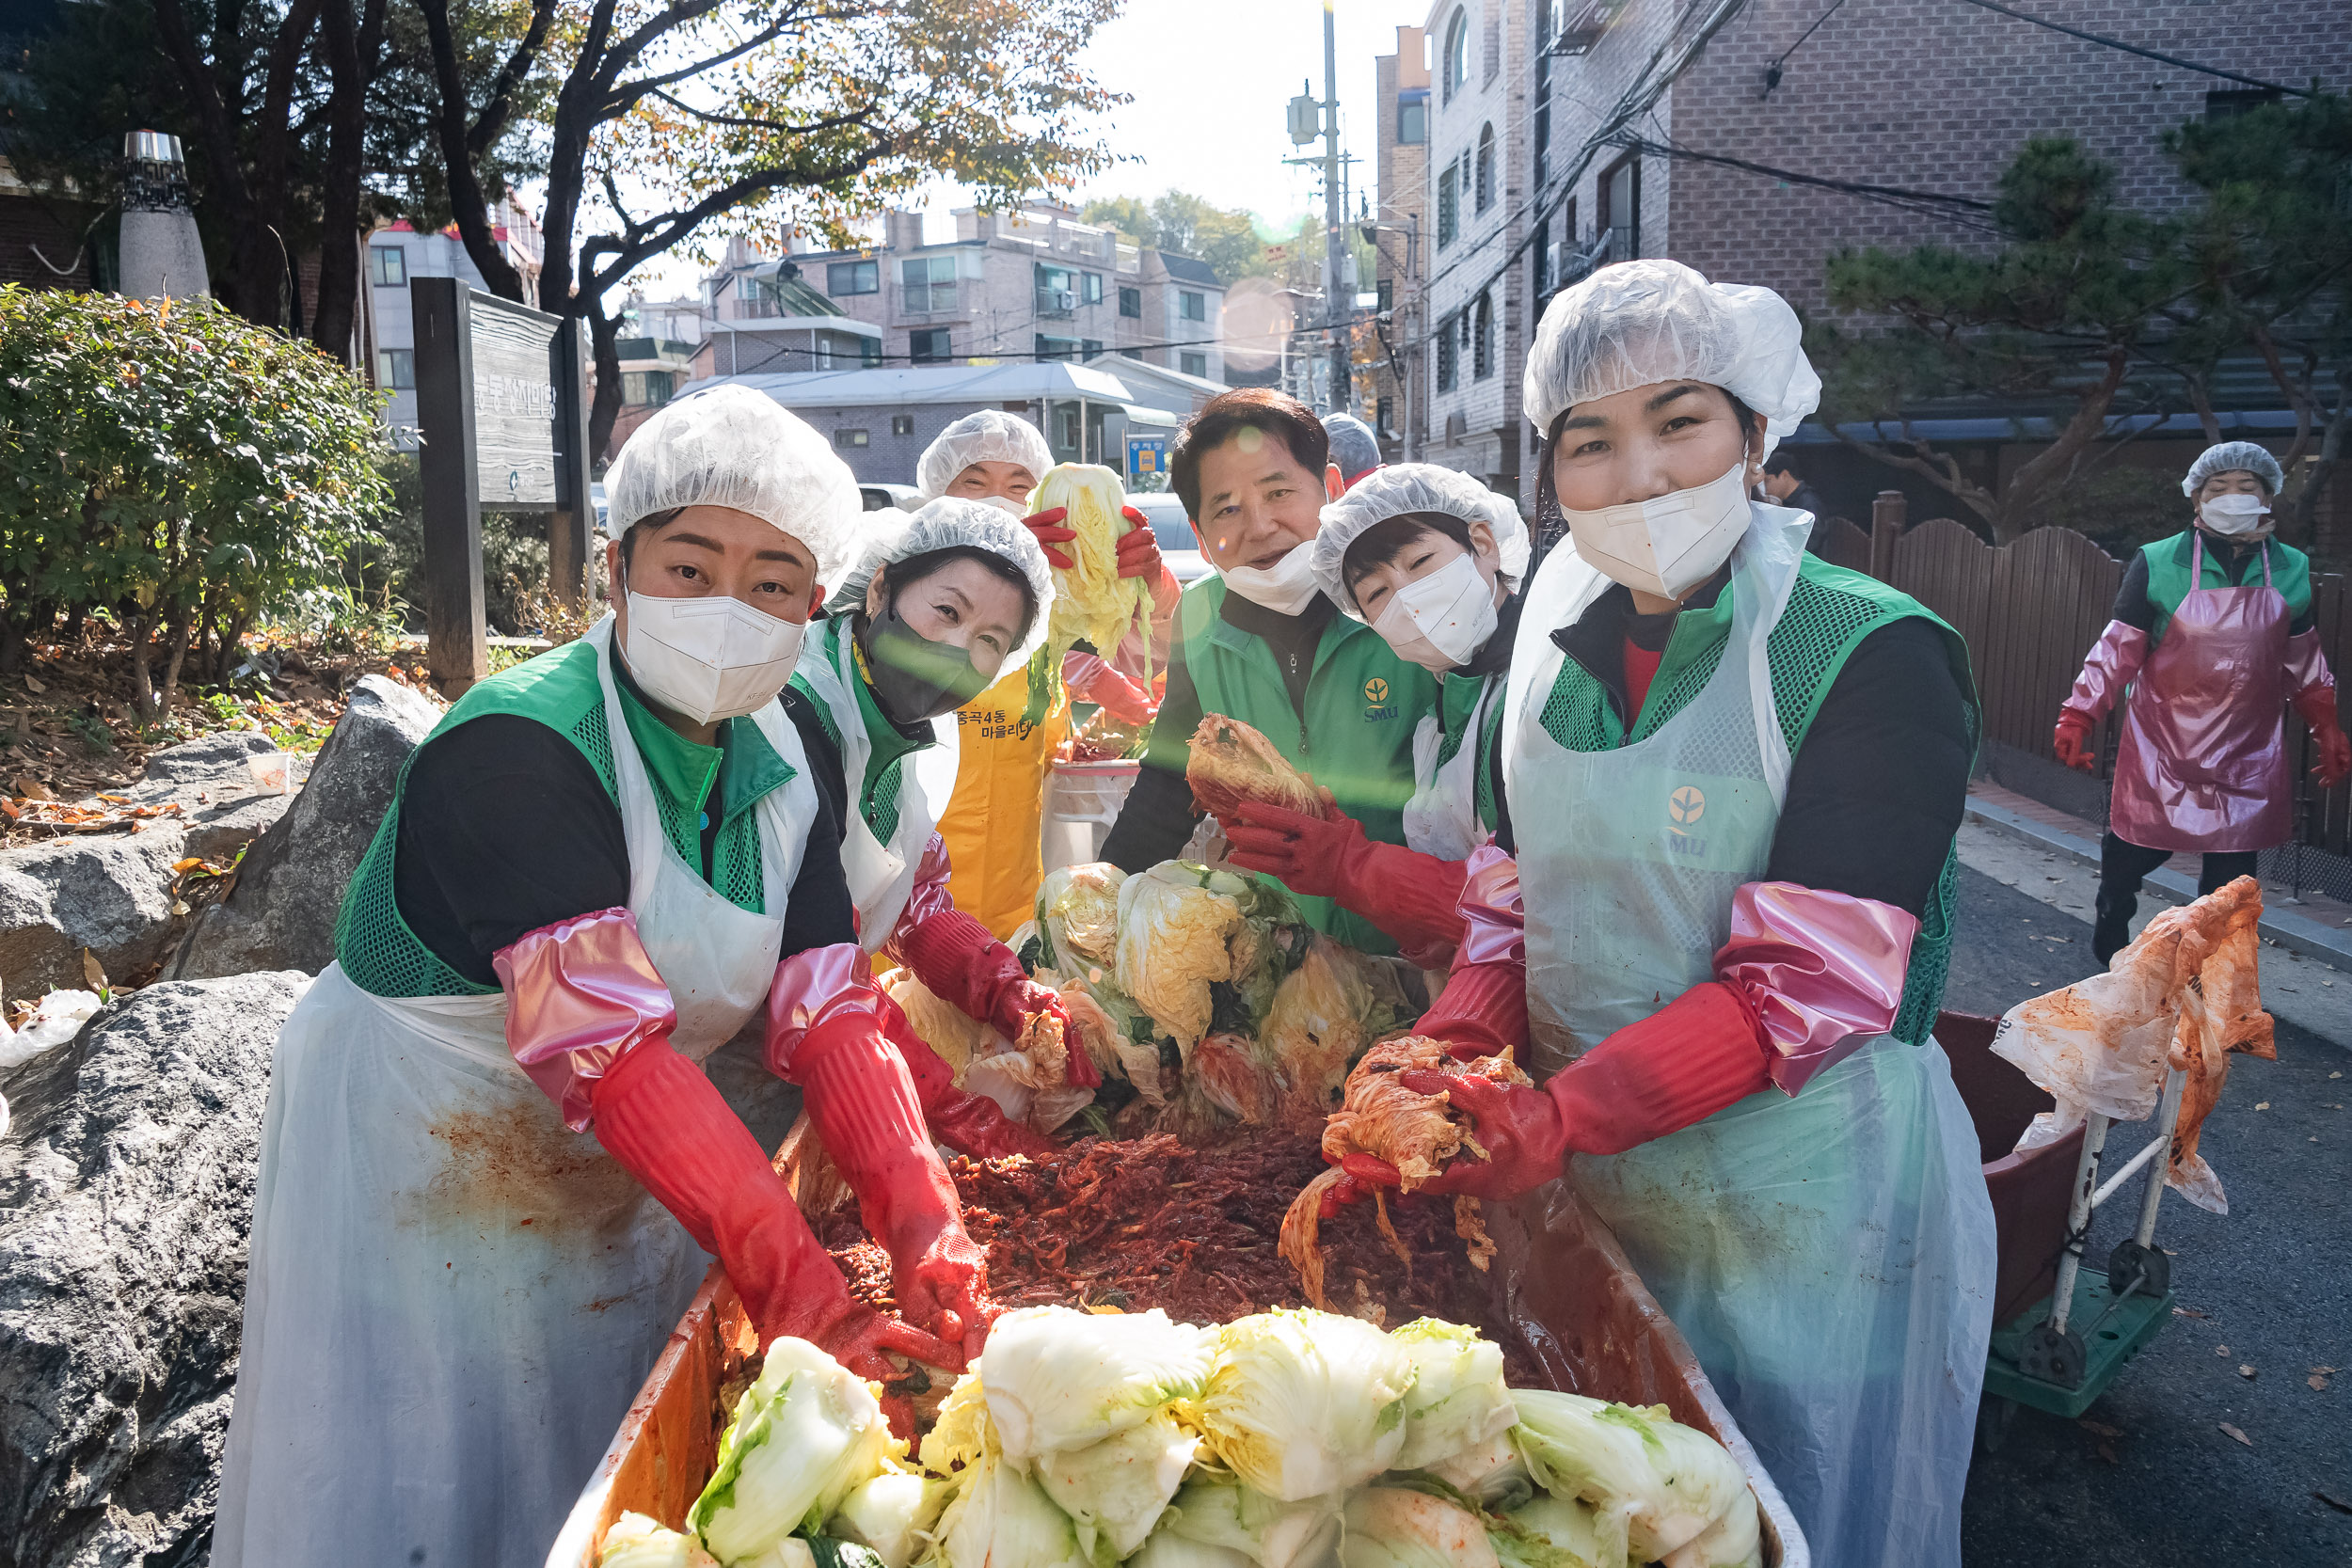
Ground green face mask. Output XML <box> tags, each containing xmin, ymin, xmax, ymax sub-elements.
<box><xmin>857</xmin><ymin>602</ymin><xmax>993</xmax><ymax>722</ymax></box>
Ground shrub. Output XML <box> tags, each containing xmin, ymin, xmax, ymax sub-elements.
<box><xmin>0</xmin><ymin>285</ymin><xmax>392</xmax><ymax>717</ymax></box>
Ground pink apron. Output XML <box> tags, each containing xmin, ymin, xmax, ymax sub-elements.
<box><xmin>2110</xmin><ymin>534</ymin><xmax>2292</xmax><ymax>853</ymax></box>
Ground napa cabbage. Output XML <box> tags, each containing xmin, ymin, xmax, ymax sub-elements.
<box><xmin>1386</xmin><ymin>1319</ymin><xmax>1518</xmax><ymax>1472</ymax></box>
<box><xmin>827</xmin><ymin>1472</ymin><xmax>948</xmax><ymax>1568</ymax></box>
<box><xmin>928</xmin><ymin>1452</ymin><xmax>1089</xmax><ymax>1568</ymax></box>
<box><xmin>1032</xmin><ymin>1410</ymin><xmax>1200</xmax><ymax>1563</ymax></box>
<box><xmin>1507</xmin><ymin>1391</ymin><xmax>1754</xmax><ymax>1565</ymax></box>
<box><xmin>598</xmin><ymin>1513</ymin><xmax>720</xmax><ymax>1568</ymax></box>
<box><xmin>688</xmin><ymin>1339</ymin><xmax>903</xmax><ymax>1564</ymax></box>
<box><xmin>982</xmin><ymin>1307</ymin><xmax>1215</xmax><ymax>1459</ymax></box>
<box><xmin>1190</xmin><ymin>1309</ymin><xmax>1415</xmax><ymax>1500</ymax></box>
<box><xmin>1157</xmin><ymin>1479</ymin><xmax>1343</xmax><ymax>1568</ymax></box>
<box><xmin>1339</xmin><ymin>1487</ymin><xmax>1502</xmax><ymax>1568</ymax></box>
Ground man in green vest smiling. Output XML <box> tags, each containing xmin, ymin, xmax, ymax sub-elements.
<box><xmin>1100</xmin><ymin>389</ymin><xmax>1438</xmax><ymax>955</ymax></box>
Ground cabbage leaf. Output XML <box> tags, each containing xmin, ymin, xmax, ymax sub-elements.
<box><xmin>1190</xmin><ymin>1309</ymin><xmax>1415</xmax><ymax>1500</ymax></box>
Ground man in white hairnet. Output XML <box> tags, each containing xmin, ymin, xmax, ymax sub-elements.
<box><xmin>2056</xmin><ymin>439</ymin><xmax>2347</xmax><ymax>961</ymax></box>
<box><xmin>215</xmin><ymin>387</ymin><xmax>990</xmax><ymax>1566</ymax></box>
<box><xmin>911</xmin><ymin>408</ymin><xmax>1176</xmax><ymax>938</ymax></box>
<box><xmin>1327</xmin><ymin>261</ymin><xmax>1996</xmax><ymax>1568</ymax></box>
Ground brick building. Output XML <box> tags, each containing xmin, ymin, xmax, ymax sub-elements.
<box><xmin>792</xmin><ymin>203</ymin><xmax>1228</xmax><ymax>380</ymax></box>
<box><xmin>1368</xmin><ymin>26</ymin><xmax>1433</xmax><ymax>462</ymax></box>
<box><xmin>1391</xmin><ymin>0</ymin><xmax>2352</xmax><ymax>515</ymax></box>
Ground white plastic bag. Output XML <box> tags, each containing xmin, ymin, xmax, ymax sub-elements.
<box><xmin>0</xmin><ymin>989</ymin><xmax>105</xmax><ymax>1072</ymax></box>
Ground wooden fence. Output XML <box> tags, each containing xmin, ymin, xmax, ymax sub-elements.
<box><xmin>1847</xmin><ymin>494</ymin><xmax>2352</xmax><ymax>890</ymax></box>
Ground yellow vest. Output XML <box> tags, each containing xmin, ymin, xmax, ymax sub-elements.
<box><xmin>937</xmin><ymin>666</ymin><xmax>1071</xmax><ymax>939</ymax></box>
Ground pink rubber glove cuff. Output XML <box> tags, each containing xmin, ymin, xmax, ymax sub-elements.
<box><xmin>1715</xmin><ymin>881</ymin><xmax>1916</xmax><ymax>1096</ymax></box>
<box><xmin>2064</xmin><ymin>620</ymin><xmax>2149</xmax><ymax>723</ymax></box>
<box><xmin>494</xmin><ymin>907</ymin><xmax>676</xmax><ymax>1132</ymax></box>
<box><xmin>1454</xmin><ymin>844</ymin><xmax>1525</xmax><ymax>968</ymax></box>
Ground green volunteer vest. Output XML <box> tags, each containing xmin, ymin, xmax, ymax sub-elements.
<box><xmin>2139</xmin><ymin>531</ymin><xmax>2312</xmax><ymax>651</ymax></box>
<box><xmin>1431</xmin><ymin>668</ymin><xmax>1509</xmax><ymax>836</ymax></box>
<box><xmin>1535</xmin><ymin>556</ymin><xmax>1978</xmax><ymax>1046</ymax></box>
<box><xmin>334</xmin><ymin>638</ymin><xmax>798</xmax><ymax>999</ymax></box>
<box><xmin>1178</xmin><ymin>576</ymin><xmax>1438</xmax><ymax>954</ymax></box>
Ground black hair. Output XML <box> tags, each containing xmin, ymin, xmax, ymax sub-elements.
<box><xmin>1762</xmin><ymin>448</ymin><xmax>1800</xmax><ymax>477</ymax></box>
<box><xmin>874</xmin><ymin>545</ymin><xmax>1041</xmax><ymax>643</ymax></box>
<box><xmin>617</xmin><ymin>506</ymin><xmax>687</xmax><ymax>569</ymax></box>
<box><xmin>1170</xmin><ymin>388</ymin><xmax>1331</xmax><ymax>523</ymax></box>
<box><xmin>1531</xmin><ymin>387</ymin><xmax>1763</xmax><ymax>567</ymax></box>
<box><xmin>1340</xmin><ymin>512</ymin><xmax>1477</xmax><ymax>598</ymax></box>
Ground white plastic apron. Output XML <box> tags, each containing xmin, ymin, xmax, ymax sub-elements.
<box><xmin>1401</xmin><ymin>671</ymin><xmax>1502</xmax><ymax>861</ymax></box>
<box><xmin>214</xmin><ymin>617</ymin><xmax>818</xmax><ymax>1568</ymax></box>
<box><xmin>1502</xmin><ymin>505</ymin><xmax>1995</xmax><ymax>1568</ymax></box>
<box><xmin>796</xmin><ymin>617</ymin><xmax>961</xmax><ymax>950</ymax></box>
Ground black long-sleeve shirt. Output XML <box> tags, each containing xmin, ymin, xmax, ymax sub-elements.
<box><xmin>391</xmin><ymin>685</ymin><xmax>854</xmax><ymax>986</ymax></box>
<box><xmin>2110</xmin><ymin>528</ymin><xmax>2315</xmax><ymax>637</ymax></box>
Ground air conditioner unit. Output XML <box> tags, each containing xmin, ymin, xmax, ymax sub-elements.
<box><xmin>1054</xmin><ymin>290</ymin><xmax>1077</xmax><ymax>311</ymax></box>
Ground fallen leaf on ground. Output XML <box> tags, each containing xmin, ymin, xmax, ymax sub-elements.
<box><xmin>2218</xmin><ymin>1344</ymin><xmax>2232</xmax><ymax>1355</ymax></box>
<box><xmin>2316</xmin><ymin>1490</ymin><xmax>2352</xmax><ymax>1515</ymax></box>
<box><xmin>82</xmin><ymin>949</ymin><xmax>107</xmax><ymax>990</ymax></box>
<box><xmin>2219</xmin><ymin>1422</ymin><xmax>2252</xmax><ymax>1447</ymax></box>
<box><xmin>2310</xmin><ymin>1373</ymin><xmax>2330</xmax><ymax>1391</ymax></box>
<box><xmin>23</xmin><ymin>674</ymin><xmax>45</xmax><ymax>692</ymax></box>
<box><xmin>2239</xmin><ymin>1364</ymin><xmax>2257</xmax><ymax>1379</ymax></box>
<box><xmin>2254</xmin><ymin>1101</ymin><xmax>2271</xmax><ymax>1110</ymax></box>
<box><xmin>2077</xmin><ymin>1418</ymin><xmax>2123</xmax><ymax>1438</ymax></box>
<box><xmin>2173</xmin><ymin>1306</ymin><xmax>2209</xmax><ymax>1319</ymax></box>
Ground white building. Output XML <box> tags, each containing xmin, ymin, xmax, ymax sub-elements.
<box><xmin>362</xmin><ymin>193</ymin><xmax>545</xmax><ymax>448</ymax></box>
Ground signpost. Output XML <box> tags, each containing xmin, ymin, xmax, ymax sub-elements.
<box><xmin>412</xmin><ymin>277</ymin><xmax>594</xmax><ymax>690</ymax></box>
<box><xmin>1124</xmin><ymin>430</ymin><xmax>1169</xmax><ymax>491</ymax></box>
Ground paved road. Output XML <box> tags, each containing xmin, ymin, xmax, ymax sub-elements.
<box><xmin>1943</xmin><ymin>845</ymin><xmax>2352</xmax><ymax>1566</ymax></box>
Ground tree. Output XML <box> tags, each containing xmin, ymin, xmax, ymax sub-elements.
<box><xmin>1082</xmin><ymin>190</ymin><xmax>1279</xmax><ymax>284</ymax></box>
<box><xmin>423</xmin><ymin>0</ymin><xmax>1125</xmax><ymax>462</ymax></box>
<box><xmin>1813</xmin><ymin>138</ymin><xmax>2184</xmax><ymax>543</ymax></box>
<box><xmin>0</xmin><ymin>287</ymin><xmax>390</xmax><ymax>714</ymax></box>
<box><xmin>2164</xmin><ymin>94</ymin><xmax>2352</xmax><ymax>544</ymax></box>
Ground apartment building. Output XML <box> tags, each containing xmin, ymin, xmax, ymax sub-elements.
<box><xmin>692</xmin><ymin>238</ymin><xmax>884</xmax><ymax>378</ymax></box>
<box><xmin>1368</xmin><ymin>25</ymin><xmax>1432</xmax><ymax>463</ymax></box>
<box><xmin>362</xmin><ymin>195</ymin><xmax>544</xmax><ymax>446</ymax></box>
<box><xmin>796</xmin><ymin>202</ymin><xmax>1227</xmax><ymax>381</ymax></box>
<box><xmin>1418</xmin><ymin>0</ymin><xmax>1534</xmax><ymax>500</ymax></box>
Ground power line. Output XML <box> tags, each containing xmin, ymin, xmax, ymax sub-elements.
<box><xmin>1604</xmin><ymin>134</ymin><xmax>2001</xmax><ymax>234</ymax></box>
<box><xmin>1949</xmin><ymin>0</ymin><xmax>2318</xmax><ymax>98</ymax></box>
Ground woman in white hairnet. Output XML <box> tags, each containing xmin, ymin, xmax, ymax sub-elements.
<box><xmin>1213</xmin><ymin>464</ymin><xmax>1530</xmax><ymax>972</ymax></box>
<box><xmin>214</xmin><ymin>388</ymin><xmax>992</xmax><ymax>1566</ymax></box>
<box><xmin>1331</xmin><ymin>261</ymin><xmax>1996</xmax><ymax>1567</ymax></box>
<box><xmin>912</xmin><ymin>409</ymin><xmax>1177</xmax><ymax>938</ymax></box>
<box><xmin>787</xmin><ymin>496</ymin><xmax>1100</xmax><ymax>1154</ymax></box>
<box><xmin>2055</xmin><ymin>439</ymin><xmax>2348</xmax><ymax>962</ymax></box>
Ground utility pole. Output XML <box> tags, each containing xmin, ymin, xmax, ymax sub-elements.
<box><xmin>1322</xmin><ymin>0</ymin><xmax>1347</xmax><ymax>416</ymax></box>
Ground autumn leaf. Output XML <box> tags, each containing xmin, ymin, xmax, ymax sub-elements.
<box><xmin>2219</xmin><ymin>1422</ymin><xmax>2252</xmax><ymax>1447</ymax></box>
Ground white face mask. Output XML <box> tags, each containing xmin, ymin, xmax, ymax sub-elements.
<box><xmin>1560</xmin><ymin>460</ymin><xmax>1753</xmax><ymax>601</ymax></box>
<box><xmin>2199</xmin><ymin>492</ymin><xmax>2273</xmax><ymax>539</ymax></box>
<box><xmin>973</xmin><ymin>492</ymin><xmax>1026</xmax><ymax>517</ymax></box>
<box><xmin>1219</xmin><ymin>541</ymin><xmax>1325</xmax><ymax>616</ymax></box>
<box><xmin>622</xmin><ymin>588</ymin><xmax>807</xmax><ymax>724</ymax></box>
<box><xmin>1370</xmin><ymin>553</ymin><xmax>1499</xmax><ymax>673</ymax></box>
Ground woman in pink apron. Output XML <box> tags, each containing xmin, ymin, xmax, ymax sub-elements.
<box><xmin>2055</xmin><ymin>441</ymin><xmax>2349</xmax><ymax>962</ymax></box>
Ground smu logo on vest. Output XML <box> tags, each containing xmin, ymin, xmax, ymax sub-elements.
<box><xmin>1664</xmin><ymin>784</ymin><xmax>1707</xmax><ymax>856</ymax></box>
<box><xmin>1362</xmin><ymin>675</ymin><xmax>1400</xmax><ymax>722</ymax></box>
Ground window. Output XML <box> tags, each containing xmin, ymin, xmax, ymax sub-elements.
<box><xmin>1119</xmin><ymin>286</ymin><xmax>1142</xmax><ymax>318</ymax></box>
<box><xmin>1083</xmin><ymin>338</ymin><xmax>1104</xmax><ymax>358</ymax></box>
<box><xmin>1600</xmin><ymin>154</ymin><xmax>1640</xmax><ymax>262</ymax></box>
<box><xmin>1442</xmin><ymin>8</ymin><xmax>1469</xmax><ymax>103</ymax></box>
<box><xmin>910</xmin><ymin>326</ymin><xmax>951</xmax><ymax>363</ymax></box>
<box><xmin>1475</xmin><ymin>124</ymin><xmax>1496</xmax><ymax>213</ymax></box>
<box><xmin>1436</xmin><ymin>316</ymin><xmax>1457</xmax><ymax>392</ymax></box>
<box><xmin>1035</xmin><ymin>333</ymin><xmax>1083</xmax><ymax>361</ymax></box>
<box><xmin>368</xmin><ymin>245</ymin><xmax>405</xmax><ymax>287</ymax></box>
<box><xmin>827</xmin><ymin>260</ymin><xmax>878</xmax><ymax>295</ymax></box>
<box><xmin>1179</xmin><ymin>291</ymin><xmax>1206</xmax><ymax>322</ymax></box>
<box><xmin>376</xmin><ymin>348</ymin><xmax>415</xmax><ymax>389</ymax></box>
<box><xmin>1120</xmin><ymin>345</ymin><xmax>1144</xmax><ymax>360</ymax></box>
<box><xmin>1376</xmin><ymin>396</ymin><xmax>1394</xmax><ymax>436</ymax></box>
<box><xmin>1082</xmin><ymin>272</ymin><xmax>1104</xmax><ymax>305</ymax></box>
<box><xmin>892</xmin><ymin>414</ymin><xmax>915</xmax><ymax>436</ymax></box>
<box><xmin>624</xmin><ymin>369</ymin><xmax>675</xmax><ymax>405</ymax></box>
<box><xmin>835</xmin><ymin>428</ymin><xmax>869</xmax><ymax>449</ymax></box>
<box><xmin>1437</xmin><ymin>157</ymin><xmax>1459</xmax><ymax>248</ymax></box>
<box><xmin>859</xmin><ymin>338</ymin><xmax>882</xmax><ymax>369</ymax></box>
<box><xmin>2206</xmin><ymin>87</ymin><xmax>2282</xmax><ymax>120</ymax></box>
<box><xmin>1533</xmin><ymin>0</ymin><xmax>1553</xmax><ymax>188</ymax></box>
<box><xmin>902</xmin><ymin>257</ymin><xmax>956</xmax><ymax>313</ymax></box>
<box><xmin>1376</xmin><ymin>277</ymin><xmax>1394</xmax><ymax>314</ymax></box>
<box><xmin>1036</xmin><ymin>263</ymin><xmax>1076</xmax><ymax>316</ymax></box>
<box><xmin>1180</xmin><ymin>351</ymin><xmax>1208</xmax><ymax>378</ymax></box>
<box><xmin>1397</xmin><ymin>88</ymin><xmax>1427</xmax><ymax>146</ymax></box>
<box><xmin>1472</xmin><ymin>292</ymin><xmax>1493</xmax><ymax>380</ymax></box>
<box><xmin>1059</xmin><ymin>408</ymin><xmax>1082</xmax><ymax>449</ymax></box>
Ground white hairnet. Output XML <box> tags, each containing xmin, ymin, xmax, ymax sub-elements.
<box><xmin>825</xmin><ymin>496</ymin><xmax>1057</xmax><ymax>664</ymax></box>
<box><xmin>1321</xmin><ymin>411</ymin><xmax>1385</xmax><ymax>483</ymax></box>
<box><xmin>914</xmin><ymin>409</ymin><xmax>1056</xmax><ymax>501</ymax></box>
<box><xmin>1523</xmin><ymin>259</ymin><xmax>1820</xmax><ymax>459</ymax></box>
<box><xmin>1310</xmin><ymin>463</ymin><xmax>1532</xmax><ymax>618</ymax></box>
<box><xmin>2182</xmin><ymin>440</ymin><xmax>2284</xmax><ymax>498</ymax></box>
<box><xmin>604</xmin><ymin>384</ymin><xmax>863</xmax><ymax>588</ymax></box>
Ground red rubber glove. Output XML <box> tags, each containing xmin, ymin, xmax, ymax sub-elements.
<box><xmin>888</xmin><ymin>1005</ymin><xmax>1061</xmax><ymax>1162</ymax></box>
<box><xmin>2053</xmin><ymin>710</ymin><xmax>2095</xmax><ymax>773</ymax></box>
<box><xmin>586</xmin><ymin>1042</ymin><xmax>960</xmax><ymax>1381</ymax></box>
<box><xmin>1345</xmin><ymin>981</ymin><xmax>1773</xmax><ymax>1204</ymax></box>
<box><xmin>1223</xmin><ymin>800</ymin><xmax>1470</xmax><ymax>970</ymax></box>
<box><xmin>2293</xmin><ymin>686</ymin><xmax>2351</xmax><ymax>787</ymax></box>
<box><xmin>794</xmin><ymin>1003</ymin><xmax>995</xmax><ymax>1366</ymax></box>
<box><xmin>894</xmin><ymin>909</ymin><xmax>1098</xmax><ymax>1088</ymax></box>
<box><xmin>1064</xmin><ymin>650</ymin><xmax>1155</xmax><ymax>724</ymax></box>
<box><xmin>1025</xmin><ymin>505</ymin><xmax>1159</xmax><ymax>577</ymax></box>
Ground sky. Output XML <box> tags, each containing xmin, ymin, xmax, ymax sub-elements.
<box><xmin>631</xmin><ymin>0</ymin><xmax>1436</xmax><ymax>297</ymax></box>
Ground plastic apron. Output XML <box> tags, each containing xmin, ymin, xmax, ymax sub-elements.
<box><xmin>795</xmin><ymin>619</ymin><xmax>961</xmax><ymax>950</ymax></box>
<box><xmin>1502</xmin><ymin>505</ymin><xmax>1995</xmax><ymax>1568</ymax></box>
<box><xmin>1401</xmin><ymin>672</ymin><xmax>1501</xmax><ymax>861</ymax></box>
<box><xmin>938</xmin><ymin>666</ymin><xmax>1070</xmax><ymax>939</ymax></box>
<box><xmin>2109</xmin><ymin>534</ymin><xmax>2293</xmax><ymax>853</ymax></box>
<box><xmin>214</xmin><ymin>616</ymin><xmax>817</xmax><ymax>1568</ymax></box>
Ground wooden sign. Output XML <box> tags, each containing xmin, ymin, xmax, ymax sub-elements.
<box><xmin>469</xmin><ymin>293</ymin><xmax>564</xmax><ymax>510</ymax></box>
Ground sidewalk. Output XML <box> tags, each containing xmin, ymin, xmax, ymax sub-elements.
<box><xmin>1965</xmin><ymin>780</ymin><xmax>2352</xmax><ymax>966</ymax></box>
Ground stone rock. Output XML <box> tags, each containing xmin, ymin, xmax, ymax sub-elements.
<box><xmin>0</xmin><ymin>825</ymin><xmax>190</xmax><ymax>1000</ymax></box>
<box><xmin>167</xmin><ymin>676</ymin><xmax>441</xmax><ymax>981</ymax></box>
<box><xmin>127</xmin><ymin>732</ymin><xmax>310</xmax><ymax>865</ymax></box>
<box><xmin>0</xmin><ymin>971</ymin><xmax>310</xmax><ymax>1568</ymax></box>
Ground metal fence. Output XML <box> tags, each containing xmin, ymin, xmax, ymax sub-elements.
<box><xmin>1849</xmin><ymin>495</ymin><xmax>2352</xmax><ymax>901</ymax></box>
